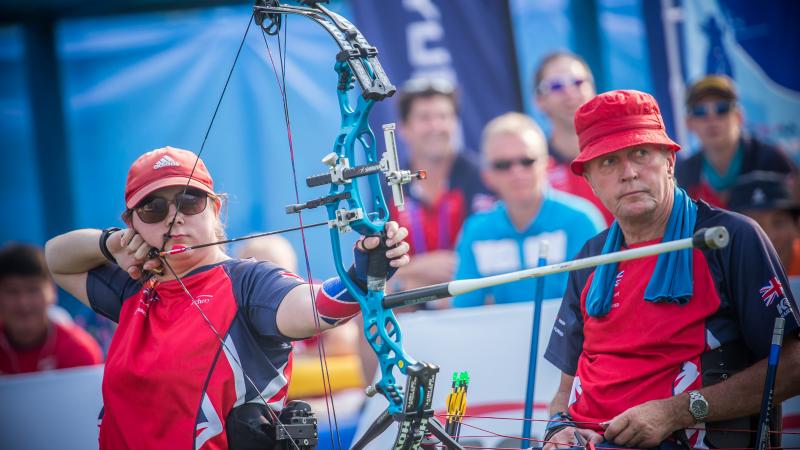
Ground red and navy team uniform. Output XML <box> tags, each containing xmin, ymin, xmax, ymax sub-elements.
<box><xmin>87</xmin><ymin>259</ymin><xmax>305</xmax><ymax>450</ymax></box>
<box><xmin>545</xmin><ymin>200</ymin><xmax>799</xmax><ymax>448</ymax></box>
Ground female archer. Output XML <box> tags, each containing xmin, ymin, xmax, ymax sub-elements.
<box><xmin>44</xmin><ymin>146</ymin><xmax>411</xmax><ymax>449</ymax></box>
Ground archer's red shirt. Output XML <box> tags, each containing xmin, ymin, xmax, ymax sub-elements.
<box><xmin>87</xmin><ymin>259</ymin><xmax>304</xmax><ymax>450</ymax></box>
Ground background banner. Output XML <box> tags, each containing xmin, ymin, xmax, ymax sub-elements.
<box><xmin>680</xmin><ymin>0</ymin><xmax>800</xmax><ymax>159</ymax></box>
<box><xmin>350</xmin><ymin>0</ymin><xmax>523</xmax><ymax>157</ymax></box>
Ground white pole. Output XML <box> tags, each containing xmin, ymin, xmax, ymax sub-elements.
<box><xmin>383</xmin><ymin>227</ymin><xmax>729</xmax><ymax>308</ymax></box>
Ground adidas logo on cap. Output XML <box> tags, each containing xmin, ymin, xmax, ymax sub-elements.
<box><xmin>153</xmin><ymin>155</ymin><xmax>180</xmax><ymax>170</ymax></box>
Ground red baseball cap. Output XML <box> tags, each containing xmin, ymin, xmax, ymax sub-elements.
<box><xmin>124</xmin><ymin>146</ymin><xmax>214</xmax><ymax>209</ymax></box>
<box><xmin>570</xmin><ymin>90</ymin><xmax>680</xmax><ymax>175</ymax></box>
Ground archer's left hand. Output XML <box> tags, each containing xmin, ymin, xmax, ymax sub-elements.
<box><xmin>356</xmin><ymin>221</ymin><xmax>410</xmax><ymax>271</ymax></box>
<box><xmin>602</xmin><ymin>397</ymin><xmax>685</xmax><ymax>448</ymax></box>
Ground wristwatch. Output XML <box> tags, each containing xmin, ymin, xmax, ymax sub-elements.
<box><xmin>688</xmin><ymin>390</ymin><xmax>709</xmax><ymax>423</ymax></box>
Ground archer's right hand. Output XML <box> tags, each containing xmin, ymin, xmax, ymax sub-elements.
<box><xmin>108</xmin><ymin>228</ymin><xmax>163</xmax><ymax>279</ymax></box>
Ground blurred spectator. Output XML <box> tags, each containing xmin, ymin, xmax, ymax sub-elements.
<box><xmin>728</xmin><ymin>172</ymin><xmax>800</xmax><ymax>276</ymax></box>
<box><xmin>678</xmin><ymin>74</ymin><xmax>796</xmax><ymax>207</ymax></box>
<box><xmin>236</xmin><ymin>235</ymin><xmax>359</xmax><ymax>358</ymax></box>
<box><xmin>452</xmin><ymin>113</ymin><xmax>605</xmax><ymax>307</ymax></box>
<box><xmin>389</xmin><ymin>77</ymin><xmax>494</xmax><ymax>293</ymax></box>
<box><xmin>237</xmin><ymin>235</ymin><xmax>297</xmax><ymax>277</ymax></box>
<box><xmin>0</xmin><ymin>243</ymin><xmax>103</xmax><ymax>374</ymax></box>
<box><xmin>533</xmin><ymin>51</ymin><xmax>613</xmax><ymax>224</ymax></box>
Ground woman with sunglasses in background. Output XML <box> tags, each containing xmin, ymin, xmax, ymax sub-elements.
<box><xmin>532</xmin><ymin>51</ymin><xmax>613</xmax><ymax>225</ymax></box>
<box><xmin>44</xmin><ymin>146</ymin><xmax>411</xmax><ymax>450</ymax></box>
<box><xmin>677</xmin><ymin>74</ymin><xmax>796</xmax><ymax>208</ymax></box>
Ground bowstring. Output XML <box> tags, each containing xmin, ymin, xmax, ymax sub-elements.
<box><xmin>162</xmin><ymin>15</ymin><xmax>254</xmax><ymax>249</ymax></box>
<box><xmin>258</xmin><ymin>12</ymin><xmax>343</xmax><ymax>450</ymax></box>
<box><xmin>161</xmin><ymin>260</ymin><xmax>297</xmax><ymax>438</ymax></box>
<box><xmin>154</xmin><ymin>12</ymin><xmax>299</xmax><ymax>449</ymax></box>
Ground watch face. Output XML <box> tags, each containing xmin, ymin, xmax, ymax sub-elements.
<box><xmin>690</xmin><ymin>400</ymin><xmax>706</xmax><ymax>414</ymax></box>
<box><xmin>690</xmin><ymin>393</ymin><xmax>709</xmax><ymax>419</ymax></box>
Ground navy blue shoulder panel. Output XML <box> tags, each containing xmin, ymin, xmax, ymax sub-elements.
<box><xmin>695</xmin><ymin>201</ymin><xmax>799</xmax><ymax>358</ymax></box>
<box><xmin>87</xmin><ymin>264</ymin><xmax>143</xmax><ymax>323</ymax></box>
<box><xmin>222</xmin><ymin>259</ymin><xmax>306</xmax><ymax>339</ymax></box>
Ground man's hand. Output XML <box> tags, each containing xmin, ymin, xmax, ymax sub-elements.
<box><xmin>542</xmin><ymin>426</ymin><xmax>603</xmax><ymax>450</ymax></box>
<box><xmin>109</xmin><ymin>229</ymin><xmax>162</xmax><ymax>279</ymax></box>
<box><xmin>602</xmin><ymin>397</ymin><xmax>686</xmax><ymax>448</ymax></box>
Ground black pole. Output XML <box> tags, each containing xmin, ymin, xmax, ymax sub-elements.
<box><xmin>23</xmin><ymin>19</ymin><xmax>74</xmax><ymax>239</ymax></box>
<box><xmin>754</xmin><ymin>317</ymin><xmax>785</xmax><ymax>450</ymax></box>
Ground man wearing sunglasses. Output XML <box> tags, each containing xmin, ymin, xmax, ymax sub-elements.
<box><xmin>677</xmin><ymin>75</ymin><xmax>796</xmax><ymax>207</ymax></box>
<box><xmin>534</xmin><ymin>51</ymin><xmax>613</xmax><ymax>224</ymax></box>
<box><xmin>451</xmin><ymin>112</ymin><xmax>604</xmax><ymax>307</ymax></box>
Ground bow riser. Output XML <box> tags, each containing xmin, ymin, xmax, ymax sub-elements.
<box><xmin>255</xmin><ymin>1</ymin><xmax>443</xmax><ymax>446</ymax></box>
<box><xmin>324</xmin><ymin>60</ymin><xmax>418</xmax><ymax>415</ymax></box>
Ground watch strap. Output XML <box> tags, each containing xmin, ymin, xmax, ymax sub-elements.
<box><xmin>99</xmin><ymin>227</ymin><xmax>122</xmax><ymax>264</ymax></box>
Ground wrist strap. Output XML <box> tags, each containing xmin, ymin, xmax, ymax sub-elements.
<box><xmin>543</xmin><ymin>411</ymin><xmax>577</xmax><ymax>443</ymax></box>
<box><xmin>99</xmin><ymin>227</ymin><xmax>122</xmax><ymax>264</ymax></box>
<box><xmin>347</xmin><ymin>265</ymin><xmax>369</xmax><ymax>293</ymax></box>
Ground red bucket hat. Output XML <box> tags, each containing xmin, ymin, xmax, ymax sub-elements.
<box><xmin>570</xmin><ymin>90</ymin><xmax>680</xmax><ymax>175</ymax></box>
<box><xmin>124</xmin><ymin>146</ymin><xmax>214</xmax><ymax>209</ymax></box>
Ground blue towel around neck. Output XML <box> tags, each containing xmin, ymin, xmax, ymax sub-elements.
<box><xmin>585</xmin><ymin>187</ymin><xmax>698</xmax><ymax>318</ymax></box>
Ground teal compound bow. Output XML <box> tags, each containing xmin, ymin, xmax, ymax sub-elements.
<box><xmin>249</xmin><ymin>1</ymin><xmax>459</xmax><ymax>449</ymax></box>
<box><xmin>153</xmin><ymin>0</ymin><xmax>456</xmax><ymax>448</ymax></box>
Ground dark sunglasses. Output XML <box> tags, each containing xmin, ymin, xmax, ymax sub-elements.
<box><xmin>134</xmin><ymin>188</ymin><xmax>209</xmax><ymax>224</ymax></box>
<box><xmin>490</xmin><ymin>157</ymin><xmax>537</xmax><ymax>171</ymax></box>
<box><xmin>689</xmin><ymin>100</ymin><xmax>734</xmax><ymax>118</ymax></box>
<box><xmin>538</xmin><ymin>76</ymin><xmax>587</xmax><ymax>95</ymax></box>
